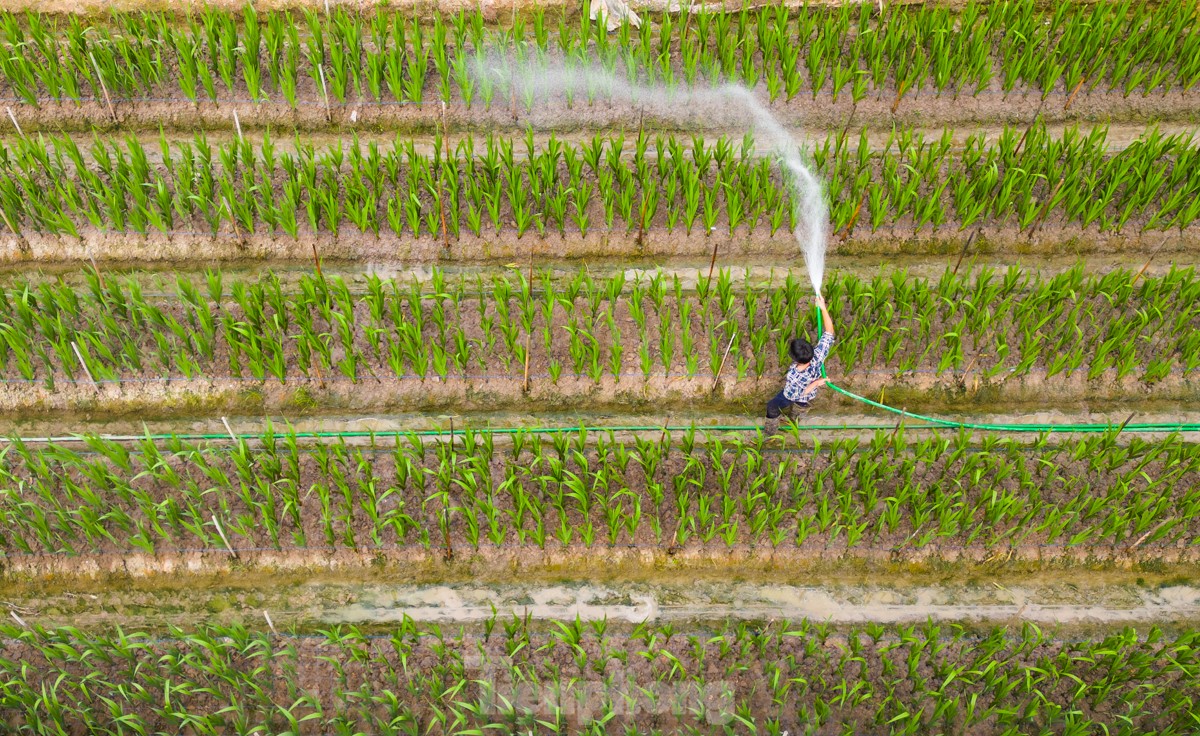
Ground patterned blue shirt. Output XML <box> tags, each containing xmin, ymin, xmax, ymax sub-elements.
<box><xmin>783</xmin><ymin>333</ymin><xmax>835</xmax><ymax>404</ymax></box>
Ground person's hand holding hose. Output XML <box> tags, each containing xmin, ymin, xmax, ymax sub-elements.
<box><xmin>815</xmin><ymin>294</ymin><xmax>834</xmax><ymax>336</ymax></box>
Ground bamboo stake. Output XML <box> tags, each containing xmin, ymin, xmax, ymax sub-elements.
<box><xmin>705</xmin><ymin>236</ymin><xmax>720</xmax><ymax>285</ymax></box>
<box><xmin>1130</xmin><ymin>519</ymin><xmax>1169</xmax><ymax>551</ymax></box>
<box><xmin>212</xmin><ymin>515</ymin><xmax>239</xmax><ymax>558</ymax></box>
<box><xmin>312</xmin><ymin>241</ymin><xmax>324</xmax><ymax>280</ymax></box>
<box><xmin>839</xmin><ymin>195</ymin><xmax>865</xmax><ymax>239</ymax></box>
<box><xmin>89</xmin><ymin>254</ymin><xmax>105</xmax><ymax>290</ymax></box>
<box><xmin>221</xmin><ymin>416</ymin><xmax>239</xmax><ymax>442</ymax></box>
<box><xmin>9</xmin><ymin>611</ymin><xmax>27</xmax><ymax>628</ymax></box>
<box><xmin>88</xmin><ymin>52</ymin><xmax>119</xmax><ymax>124</ymax></box>
<box><xmin>263</xmin><ymin>610</ymin><xmax>278</xmax><ymax>635</ymax></box>
<box><xmin>1115</xmin><ymin>412</ymin><xmax>1136</xmax><ymax>438</ymax></box>
<box><xmin>441</xmin><ymin>509</ymin><xmax>455</xmax><ymax>561</ymax></box>
<box><xmin>317</xmin><ymin>65</ymin><xmax>332</xmax><ymax>122</ymax></box>
<box><xmin>233</xmin><ymin>109</ymin><xmax>243</xmax><ymax>141</ymax></box>
<box><xmin>951</xmin><ymin>230</ymin><xmax>977</xmax><ymax>276</ymax></box>
<box><xmin>710</xmin><ymin>330</ymin><xmax>737</xmax><ymax>393</ymax></box>
<box><xmin>224</xmin><ymin>197</ymin><xmax>241</xmax><ymax>239</ymax></box>
<box><xmin>5</xmin><ymin>107</ymin><xmax>22</xmax><ymax>138</ymax></box>
<box><xmin>71</xmin><ymin>341</ymin><xmax>98</xmax><ymax>388</ymax></box>
<box><xmin>1029</xmin><ymin>178</ymin><xmax>1064</xmax><ymax>236</ymax></box>
<box><xmin>888</xmin><ymin>409</ymin><xmax>907</xmax><ymax>441</ymax></box>
<box><xmin>1063</xmin><ymin>76</ymin><xmax>1087</xmax><ymax>111</ymax></box>
<box><xmin>890</xmin><ymin>80</ymin><xmax>907</xmax><ymax>114</ymax></box>
<box><xmin>1131</xmin><ymin>237</ymin><xmax>1171</xmax><ymax>286</ymax></box>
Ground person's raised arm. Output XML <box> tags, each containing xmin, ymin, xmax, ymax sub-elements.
<box><xmin>816</xmin><ymin>294</ymin><xmax>834</xmax><ymax>336</ymax></box>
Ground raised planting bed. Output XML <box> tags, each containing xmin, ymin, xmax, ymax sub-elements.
<box><xmin>0</xmin><ymin>1</ymin><xmax>1197</xmax><ymax>132</ymax></box>
<box><xmin>1</xmin><ymin>617</ymin><xmax>1199</xmax><ymax>733</ymax></box>
<box><xmin>2</xmin><ymin>427</ymin><xmax>1199</xmax><ymax>571</ymax></box>
<box><xmin>3</xmin><ymin>125</ymin><xmax>1200</xmax><ymax>264</ymax></box>
<box><xmin>0</xmin><ymin>265</ymin><xmax>1194</xmax><ymax>416</ymax></box>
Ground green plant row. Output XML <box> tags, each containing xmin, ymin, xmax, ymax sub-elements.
<box><xmin>3</xmin><ymin>617</ymin><xmax>1199</xmax><ymax>735</ymax></box>
<box><xmin>3</xmin><ymin>125</ymin><xmax>1200</xmax><ymax>240</ymax></box>
<box><xmin>9</xmin><ymin>125</ymin><xmax>1200</xmax><ymax>241</ymax></box>
<box><xmin>3</xmin><ymin>426</ymin><xmax>1198</xmax><ymax>556</ymax></box>
<box><xmin>0</xmin><ymin>1</ymin><xmax>1197</xmax><ymax>109</ymax></box>
<box><xmin>0</xmin><ymin>265</ymin><xmax>1196</xmax><ymax>389</ymax></box>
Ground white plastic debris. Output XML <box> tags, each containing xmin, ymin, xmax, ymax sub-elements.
<box><xmin>590</xmin><ymin>0</ymin><xmax>642</xmax><ymax>31</ymax></box>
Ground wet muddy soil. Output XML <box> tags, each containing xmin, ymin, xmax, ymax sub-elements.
<box><xmin>3</xmin><ymin>86</ymin><xmax>1197</xmax><ymax>135</ymax></box>
<box><xmin>1</xmin><ymin>369</ymin><xmax>1195</xmax><ymax>422</ymax></box>
<box><xmin>3</xmin><ymin>563</ymin><xmax>1197</xmax><ymax>633</ymax></box>
<box><xmin>3</xmin><ymin>222</ymin><xmax>1198</xmax><ymax>267</ymax></box>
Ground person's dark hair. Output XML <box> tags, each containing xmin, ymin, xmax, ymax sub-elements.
<box><xmin>789</xmin><ymin>337</ymin><xmax>814</xmax><ymax>364</ymax></box>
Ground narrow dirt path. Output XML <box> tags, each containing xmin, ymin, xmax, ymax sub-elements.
<box><xmin>7</xmin><ymin>122</ymin><xmax>1193</xmax><ymax>164</ymax></box>
<box><xmin>2</xmin><ymin>396</ymin><xmax>1200</xmax><ymax>437</ymax></box>
<box><xmin>4</xmin><ymin>572</ymin><xmax>1198</xmax><ymax>632</ymax></box>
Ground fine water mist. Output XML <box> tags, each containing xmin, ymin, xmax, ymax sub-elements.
<box><xmin>477</xmin><ymin>57</ymin><xmax>828</xmax><ymax>295</ymax></box>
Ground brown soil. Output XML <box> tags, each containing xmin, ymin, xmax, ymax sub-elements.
<box><xmin>6</xmin><ymin>122</ymin><xmax>1194</xmax><ymax>159</ymax></box>
<box><xmin>6</xmin><ymin>86</ymin><xmax>1197</xmax><ymax>135</ymax></box>
<box><xmin>2</xmin><ymin>224</ymin><xmax>1198</xmax><ymax>266</ymax></box>
<box><xmin>5</xmin><ymin>544</ymin><xmax>1200</xmax><ymax>583</ymax></box>
<box><xmin>0</xmin><ymin>370</ymin><xmax>1196</xmax><ymax>420</ymax></box>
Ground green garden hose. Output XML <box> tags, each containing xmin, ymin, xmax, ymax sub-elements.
<box><xmin>4</xmin><ymin>310</ymin><xmax>1198</xmax><ymax>443</ymax></box>
<box><xmin>813</xmin><ymin>307</ymin><xmax>1200</xmax><ymax>433</ymax></box>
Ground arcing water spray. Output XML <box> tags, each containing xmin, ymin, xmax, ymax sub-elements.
<box><xmin>478</xmin><ymin>57</ymin><xmax>828</xmax><ymax>295</ymax></box>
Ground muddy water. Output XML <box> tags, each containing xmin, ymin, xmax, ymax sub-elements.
<box><xmin>0</xmin><ymin>252</ymin><xmax>1187</xmax><ymax>287</ymax></box>
<box><xmin>321</xmin><ymin>580</ymin><xmax>1200</xmax><ymax>627</ymax></box>
<box><xmin>6</xmin><ymin>571</ymin><xmax>1199</xmax><ymax>633</ymax></box>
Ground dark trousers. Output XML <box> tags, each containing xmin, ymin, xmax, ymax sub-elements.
<box><xmin>766</xmin><ymin>390</ymin><xmax>808</xmax><ymax>419</ymax></box>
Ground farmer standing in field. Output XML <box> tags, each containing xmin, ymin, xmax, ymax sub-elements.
<box><xmin>765</xmin><ymin>295</ymin><xmax>835</xmax><ymax>433</ymax></box>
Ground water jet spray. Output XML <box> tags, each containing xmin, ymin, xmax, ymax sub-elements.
<box><xmin>477</xmin><ymin>56</ymin><xmax>829</xmax><ymax>295</ymax></box>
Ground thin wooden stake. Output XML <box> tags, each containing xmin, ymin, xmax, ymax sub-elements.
<box><xmin>88</xmin><ymin>52</ymin><xmax>119</xmax><ymax>124</ymax></box>
<box><xmin>441</xmin><ymin>509</ymin><xmax>454</xmax><ymax>561</ymax></box>
<box><xmin>1115</xmin><ymin>412</ymin><xmax>1136</xmax><ymax>437</ymax></box>
<box><xmin>890</xmin><ymin>80</ymin><xmax>907</xmax><ymax>114</ymax></box>
<box><xmin>952</xmin><ymin>230</ymin><xmax>977</xmax><ymax>276</ymax></box>
<box><xmin>212</xmin><ymin>515</ymin><xmax>239</xmax><ymax>558</ymax></box>
<box><xmin>1131</xmin><ymin>237</ymin><xmax>1171</xmax><ymax>286</ymax></box>
<box><xmin>317</xmin><ymin>65</ymin><xmax>332</xmax><ymax>122</ymax></box>
<box><xmin>71</xmin><ymin>341</ymin><xmax>98</xmax><ymax>387</ymax></box>
<box><xmin>1029</xmin><ymin>178</ymin><xmax>1064</xmax><ymax>236</ymax></box>
<box><xmin>1130</xmin><ymin>519</ymin><xmax>1168</xmax><ymax>551</ymax></box>
<box><xmin>221</xmin><ymin>416</ymin><xmax>239</xmax><ymax>442</ymax></box>
<box><xmin>233</xmin><ymin>109</ymin><xmax>243</xmax><ymax>141</ymax></box>
<box><xmin>710</xmin><ymin>330</ymin><xmax>737</xmax><ymax>393</ymax></box>
<box><xmin>10</xmin><ymin>611</ymin><xmax>27</xmax><ymax>628</ymax></box>
<box><xmin>839</xmin><ymin>195</ymin><xmax>865</xmax><ymax>239</ymax></box>
<box><xmin>705</xmin><ymin>236</ymin><xmax>720</xmax><ymax>284</ymax></box>
<box><xmin>224</xmin><ymin>197</ymin><xmax>241</xmax><ymax>239</ymax></box>
<box><xmin>312</xmin><ymin>241</ymin><xmax>324</xmax><ymax>280</ymax></box>
<box><xmin>6</xmin><ymin>107</ymin><xmax>22</xmax><ymax>138</ymax></box>
<box><xmin>263</xmin><ymin>610</ymin><xmax>278</xmax><ymax>635</ymax></box>
<box><xmin>89</xmin><ymin>254</ymin><xmax>105</xmax><ymax>289</ymax></box>
<box><xmin>1063</xmin><ymin>76</ymin><xmax>1087</xmax><ymax>111</ymax></box>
